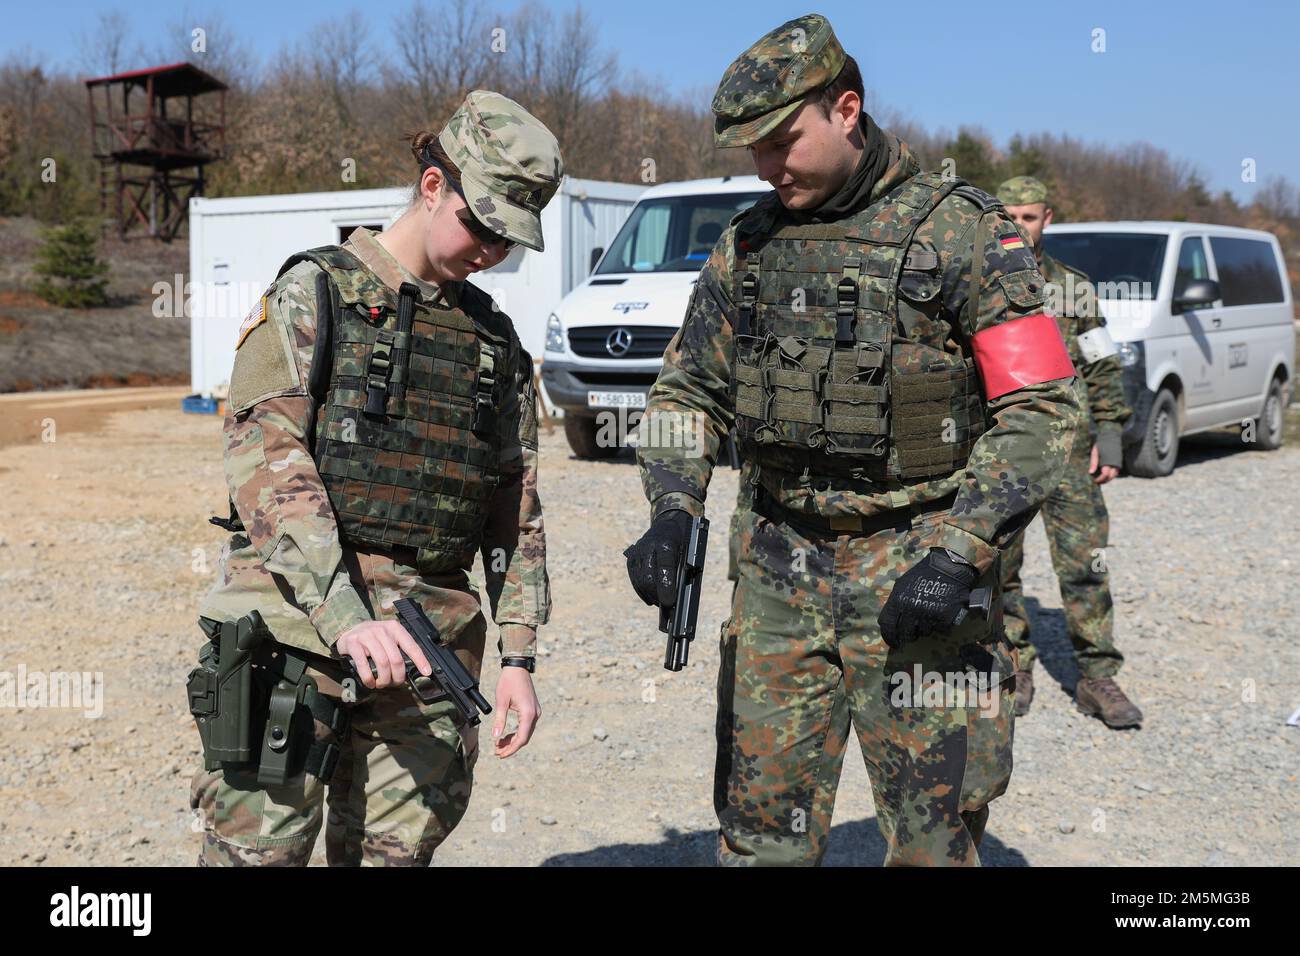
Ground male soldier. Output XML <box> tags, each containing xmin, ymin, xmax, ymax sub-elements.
<box><xmin>996</xmin><ymin>176</ymin><xmax>1141</xmax><ymax>728</ymax></box>
<box><xmin>188</xmin><ymin>91</ymin><xmax>559</xmax><ymax>865</ymax></box>
<box><xmin>625</xmin><ymin>15</ymin><xmax>1083</xmax><ymax>866</ymax></box>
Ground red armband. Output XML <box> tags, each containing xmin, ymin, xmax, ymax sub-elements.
<box><xmin>971</xmin><ymin>312</ymin><xmax>1077</xmax><ymax>400</ymax></box>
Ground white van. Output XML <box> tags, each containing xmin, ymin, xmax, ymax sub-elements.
<box><xmin>1042</xmin><ymin>221</ymin><xmax>1294</xmax><ymax>477</ymax></box>
<box><xmin>541</xmin><ymin>175</ymin><xmax>770</xmax><ymax>457</ymax></box>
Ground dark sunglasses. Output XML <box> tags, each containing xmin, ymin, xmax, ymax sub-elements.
<box><xmin>424</xmin><ymin>154</ymin><xmax>516</xmax><ymax>251</ymax></box>
<box><xmin>454</xmin><ymin>206</ymin><xmax>516</xmax><ymax>251</ymax></box>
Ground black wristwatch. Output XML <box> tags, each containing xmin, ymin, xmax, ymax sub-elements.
<box><xmin>500</xmin><ymin>656</ymin><xmax>535</xmax><ymax>673</ymax></box>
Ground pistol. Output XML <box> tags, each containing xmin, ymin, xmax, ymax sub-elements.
<box><xmin>349</xmin><ymin>599</ymin><xmax>493</xmax><ymax>725</ymax></box>
<box><xmin>660</xmin><ymin>515</ymin><xmax>709</xmax><ymax>672</ymax></box>
<box><xmin>953</xmin><ymin>587</ymin><xmax>992</xmax><ymax>626</ymax></box>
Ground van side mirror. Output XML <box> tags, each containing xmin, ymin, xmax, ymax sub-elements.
<box><xmin>1173</xmin><ymin>278</ymin><xmax>1220</xmax><ymax>313</ymax></box>
<box><xmin>589</xmin><ymin>246</ymin><xmax>604</xmax><ymax>274</ymax></box>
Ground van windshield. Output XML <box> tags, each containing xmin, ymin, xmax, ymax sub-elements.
<box><xmin>596</xmin><ymin>191</ymin><xmax>768</xmax><ymax>274</ymax></box>
<box><xmin>1041</xmin><ymin>232</ymin><xmax>1168</xmax><ymax>299</ymax></box>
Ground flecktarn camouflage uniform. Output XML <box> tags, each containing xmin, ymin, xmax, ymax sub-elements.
<box><xmin>637</xmin><ymin>17</ymin><xmax>1083</xmax><ymax>866</ymax></box>
<box><xmin>995</xmin><ymin>176</ymin><xmax>1132</xmax><ymax>684</ymax></box>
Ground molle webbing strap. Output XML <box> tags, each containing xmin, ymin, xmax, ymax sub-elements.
<box><xmin>360</xmin><ymin>286</ymin><xmax>414</xmax><ymax>420</ymax></box>
<box><xmin>300</xmin><ymin>682</ymin><xmax>347</xmax><ymax>782</ymax></box>
<box><xmin>472</xmin><ymin>342</ymin><xmax>497</xmax><ymax>437</ymax></box>
<box><xmin>836</xmin><ymin>256</ymin><xmax>861</xmax><ymax>344</ymax></box>
<box><xmin>892</xmin><ymin>363</ymin><xmax>985</xmax><ymax>476</ymax></box>
<box><xmin>363</xmin><ymin>332</ymin><xmax>394</xmax><ymax>418</ymax></box>
<box><xmin>389</xmin><ymin>282</ymin><xmax>419</xmax><ymax>406</ymax></box>
<box><xmin>737</xmin><ymin>252</ymin><xmax>760</xmax><ymax>336</ymax></box>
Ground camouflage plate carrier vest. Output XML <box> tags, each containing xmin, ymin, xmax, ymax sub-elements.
<box><xmin>276</xmin><ymin>246</ymin><xmax>513</xmax><ymax>573</ymax></box>
<box><xmin>731</xmin><ymin>171</ymin><xmax>989</xmax><ymax>482</ymax></box>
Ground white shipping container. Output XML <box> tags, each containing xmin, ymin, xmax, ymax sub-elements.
<box><xmin>188</xmin><ymin>177</ymin><xmax>645</xmax><ymax>398</ymax></box>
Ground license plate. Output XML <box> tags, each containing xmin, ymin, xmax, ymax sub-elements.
<box><xmin>587</xmin><ymin>391</ymin><xmax>646</xmax><ymax>409</ymax></box>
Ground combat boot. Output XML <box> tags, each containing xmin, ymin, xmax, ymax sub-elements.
<box><xmin>1075</xmin><ymin>677</ymin><xmax>1143</xmax><ymax>729</ymax></box>
<box><xmin>1013</xmin><ymin>670</ymin><xmax>1034</xmax><ymax>717</ymax></box>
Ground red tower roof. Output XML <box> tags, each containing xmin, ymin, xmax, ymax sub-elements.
<box><xmin>83</xmin><ymin>61</ymin><xmax>228</xmax><ymax>97</ymax></box>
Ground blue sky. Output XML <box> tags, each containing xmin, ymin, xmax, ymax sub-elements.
<box><xmin>8</xmin><ymin>0</ymin><xmax>1297</xmax><ymax>202</ymax></box>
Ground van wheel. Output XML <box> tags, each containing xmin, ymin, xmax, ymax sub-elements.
<box><xmin>1248</xmin><ymin>377</ymin><xmax>1286</xmax><ymax>451</ymax></box>
<box><xmin>1126</xmin><ymin>388</ymin><xmax>1179</xmax><ymax>478</ymax></box>
<box><xmin>564</xmin><ymin>415</ymin><xmax>619</xmax><ymax>459</ymax></box>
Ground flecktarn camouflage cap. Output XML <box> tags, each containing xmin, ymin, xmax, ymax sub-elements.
<box><xmin>438</xmin><ymin>90</ymin><xmax>563</xmax><ymax>252</ymax></box>
<box><xmin>997</xmin><ymin>175</ymin><xmax>1049</xmax><ymax>206</ymax></box>
<box><xmin>711</xmin><ymin>13</ymin><xmax>847</xmax><ymax>148</ymax></box>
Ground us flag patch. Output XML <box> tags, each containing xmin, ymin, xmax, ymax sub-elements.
<box><xmin>236</xmin><ymin>296</ymin><xmax>267</xmax><ymax>349</ymax></box>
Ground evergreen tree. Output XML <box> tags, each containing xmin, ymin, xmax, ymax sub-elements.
<box><xmin>1005</xmin><ymin>135</ymin><xmax>1053</xmax><ymax>183</ymax></box>
<box><xmin>32</xmin><ymin>220</ymin><xmax>110</xmax><ymax>308</ymax></box>
<box><xmin>943</xmin><ymin>130</ymin><xmax>1003</xmax><ymax>193</ymax></box>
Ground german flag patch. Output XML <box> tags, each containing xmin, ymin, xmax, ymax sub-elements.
<box><xmin>236</xmin><ymin>295</ymin><xmax>268</xmax><ymax>349</ymax></box>
<box><xmin>999</xmin><ymin>234</ymin><xmax>1026</xmax><ymax>251</ymax></box>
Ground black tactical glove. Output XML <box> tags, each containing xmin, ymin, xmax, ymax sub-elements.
<box><xmin>624</xmin><ymin>510</ymin><xmax>693</xmax><ymax>608</ymax></box>
<box><xmin>878</xmin><ymin>548</ymin><xmax>979</xmax><ymax>649</ymax></box>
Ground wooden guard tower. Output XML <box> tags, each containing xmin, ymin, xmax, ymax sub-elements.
<box><xmin>85</xmin><ymin>62</ymin><xmax>227</xmax><ymax>242</ymax></box>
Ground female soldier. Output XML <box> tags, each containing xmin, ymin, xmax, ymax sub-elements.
<box><xmin>189</xmin><ymin>90</ymin><xmax>562</xmax><ymax>866</ymax></box>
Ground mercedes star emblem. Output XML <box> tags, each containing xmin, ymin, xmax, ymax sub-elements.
<box><xmin>605</xmin><ymin>327</ymin><xmax>633</xmax><ymax>357</ymax></box>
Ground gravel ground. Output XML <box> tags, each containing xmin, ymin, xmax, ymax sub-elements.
<box><xmin>0</xmin><ymin>398</ymin><xmax>1295</xmax><ymax>866</ymax></box>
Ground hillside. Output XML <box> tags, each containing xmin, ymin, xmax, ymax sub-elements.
<box><xmin>0</xmin><ymin>217</ymin><xmax>190</xmax><ymax>392</ymax></box>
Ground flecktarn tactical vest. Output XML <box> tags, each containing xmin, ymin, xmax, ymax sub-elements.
<box><xmin>731</xmin><ymin>171</ymin><xmax>988</xmax><ymax>482</ymax></box>
<box><xmin>275</xmin><ymin>245</ymin><xmax>513</xmax><ymax>572</ymax></box>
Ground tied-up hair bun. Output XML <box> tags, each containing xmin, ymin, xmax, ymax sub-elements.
<box><xmin>409</xmin><ymin>130</ymin><xmax>438</xmax><ymax>167</ymax></box>
<box><xmin>408</xmin><ymin>129</ymin><xmax>463</xmax><ymax>183</ymax></box>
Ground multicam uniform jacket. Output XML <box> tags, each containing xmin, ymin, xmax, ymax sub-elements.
<box><xmin>200</xmin><ymin>227</ymin><xmax>549</xmax><ymax>659</ymax></box>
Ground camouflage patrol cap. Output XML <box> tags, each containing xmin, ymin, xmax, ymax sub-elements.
<box><xmin>997</xmin><ymin>175</ymin><xmax>1049</xmax><ymax>206</ymax></box>
<box><xmin>437</xmin><ymin>90</ymin><xmax>563</xmax><ymax>252</ymax></box>
<box><xmin>711</xmin><ymin>14</ymin><xmax>847</xmax><ymax>148</ymax></box>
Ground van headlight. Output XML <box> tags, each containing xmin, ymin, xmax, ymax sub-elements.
<box><xmin>1115</xmin><ymin>341</ymin><xmax>1142</xmax><ymax>368</ymax></box>
<box><xmin>545</xmin><ymin>313</ymin><xmax>564</xmax><ymax>353</ymax></box>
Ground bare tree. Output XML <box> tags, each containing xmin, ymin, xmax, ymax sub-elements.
<box><xmin>500</xmin><ymin>1</ymin><xmax>551</xmax><ymax>98</ymax></box>
<box><xmin>391</xmin><ymin>0</ymin><xmax>441</xmax><ymax>122</ymax></box>
<box><xmin>391</xmin><ymin>0</ymin><xmax>493</xmax><ymax>127</ymax></box>
<box><xmin>76</xmin><ymin>11</ymin><xmax>135</xmax><ymax>78</ymax></box>
<box><xmin>441</xmin><ymin>0</ymin><xmax>492</xmax><ymax>95</ymax></box>
<box><xmin>152</xmin><ymin>7</ymin><xmax>260</xmax><ymax>90</ymax></box>
<box><xmin>306</xmin><ymin>10</ymin><xmax>373</xmax><ymax>125</ymax></box>
<box><xmin>1254</xmin><ymin>176</ymin><xmax>1299</xmax><ymax>221</ymax></box>
<box><xmin>539</xmin><ymin>4</ymin><xmax>615</xmax><ymax>154</ymax></box>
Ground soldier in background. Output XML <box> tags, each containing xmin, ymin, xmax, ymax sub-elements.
<box><xmin>626</xmin><ymin>16</ymin><xmax>1083</xmax><ymax>866</ymax></box>
<box><xmin>997</xmin><ymin>176</ymin><xmax>1142</xmax><ymax>729</ymax></box>
<box><xmin>189</xmin><ymin>91</ymin><xmax>560</xmax><ymax>865</ymax></box>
